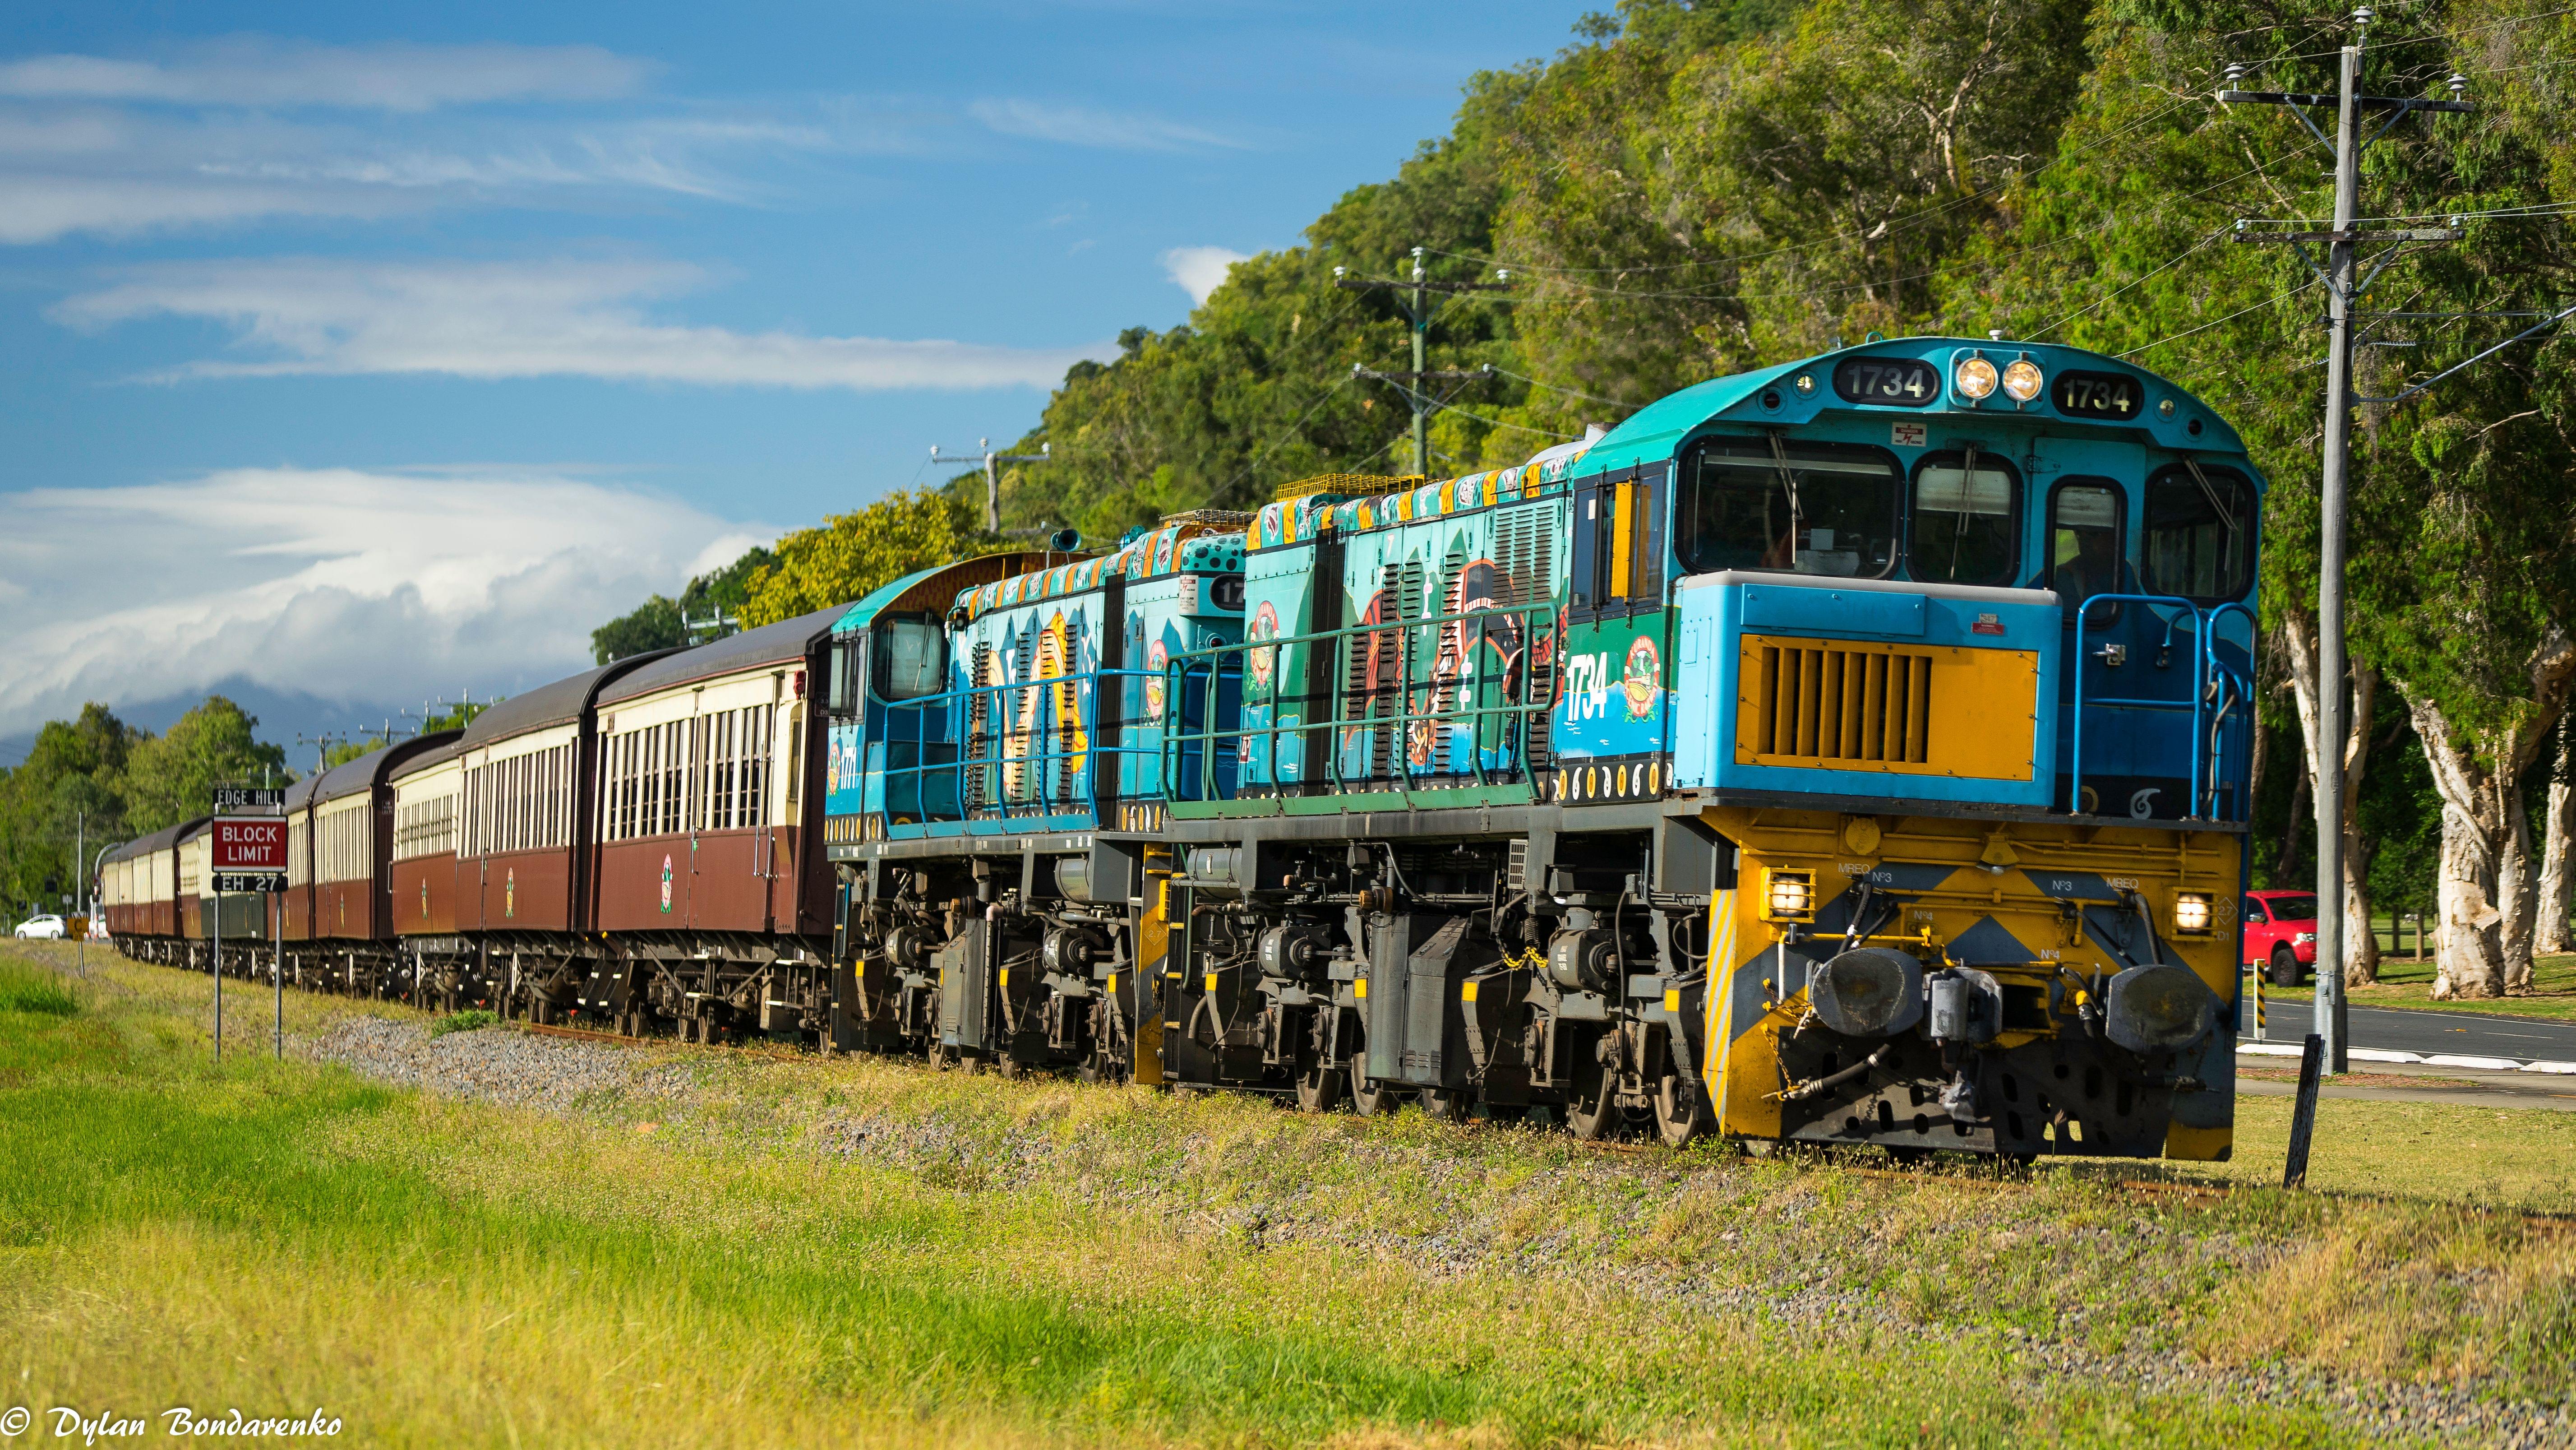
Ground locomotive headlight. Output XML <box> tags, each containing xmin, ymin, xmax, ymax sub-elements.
<box><xmin>1953</xmin><ymin>355</ymin><xmax>1999</xmax><ymax>401</ymax></box>
<box><xmin>2172</xmin><ymin>891</ymin><xmax>2213</xmax><ymax>936</ymax></box>
<box><xmin>2001</xmin><ymin>358</ymin><xmax>2044</xmax><ymax>402</ymax></box>
<box><xmin>1762</xmin><ymin>869</ymin><xmax>1815</xmax><ymax>922</ymax></box>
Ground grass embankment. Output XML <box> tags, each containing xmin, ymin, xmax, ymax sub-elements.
<box><xmin>2267</xmin><ymin>950</ymin><xmax>2576</xmax><ymax>1023</ymax></box>
<box><xmin>0</xmin><ymin>942</ymin><xmax>2570</xmax><ymax>1448</ymax></box>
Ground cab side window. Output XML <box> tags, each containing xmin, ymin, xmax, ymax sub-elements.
<box><xmin>2243</xmin><ymin>895</ymin><xmax>2267</xmax><ymax>924</ymax></box>
<box><xmin>873</xmin><ymin>618</ymin><xmax>946</xmax><ymax>700</ymax></box>
<box><xmin>1571</xmin><ymin>466</ymin><xmax>1668</xmax><ymax>612</ymax></box>
<box><xmin>2142</xmin><ymin>464</ymin><xmax>2255</xmax><ymax>602</ymax></box>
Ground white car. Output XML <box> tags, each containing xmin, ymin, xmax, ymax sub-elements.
<box><xmin>12</xmin><ymin>914</ymin><xmax>66</xmax><ymax>940</ymax></box>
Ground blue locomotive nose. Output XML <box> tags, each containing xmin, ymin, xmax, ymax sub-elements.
<box><xmin>1664</xmin><ymin>571</ymin><xmax>2063</xmax><ymax>811</ymax></box>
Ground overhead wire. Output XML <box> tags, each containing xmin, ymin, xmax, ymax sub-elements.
<box><xmin>2113</xmin><ymin>278</ymin><xmax>2320</xmax><ymax>360</ymax></box>
<box><xmin>2027</xmin><ymin>224</ymin><xmax>2236</xmax><ymax>341</ymax></box>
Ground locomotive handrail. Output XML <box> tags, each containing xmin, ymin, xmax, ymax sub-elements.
<box><xmin>2070</xmin><ymin>592</ymin><xmax>2255</xmax><ymax>822</ymax></box>
<box><xmin>1161</xmin><ymin>601</ymin><xmax>1557</xmax><ymax>805</ymax></box>
<box><xmin>865</xmin><ymin>667</ymin><xmax>1167</xmax><ymax>834</ymax></box>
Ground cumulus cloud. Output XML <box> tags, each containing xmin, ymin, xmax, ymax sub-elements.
<box><xmin>968</xmin><ymin>98</ymin><xmax>1239</xmax><ymax>152</ymax></box>
<box><xmin>1161</xmin><ymin>245</ymin><xmax>1251</xmax><ymax>306</ymax></box>
<box><xmin>0</xmin><ymin>467</ymin><xmax>761</xmax><ymax>741</ymax></box>
<box><xmin>52</xmin><ymin>257</ymin><xmax>1115</xmax><ymax>391</ymax></box>
<box><xmin>0</xmin><ymin>40</ymin><xmax>652</xmax><ymax>112</ymax></box>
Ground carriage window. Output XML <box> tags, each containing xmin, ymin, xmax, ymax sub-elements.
<box><xmin>2047</xmin><ymin>480</ymin><xmax>2124</xmax><ymax>610</ymax></box>
<box><xmin>1676</xmin><ymin>439</ymin><xmax>1899</xmax><ymax>578</ymax></box>
<box><xmin>2142</xmin><ymin>464</ymin><xmax>2254</xmax><ymax>602</ymax></box>
<box><xmin>873</xmin><ymin>618</ymin><xmax>946</xmax><ymax>700</ymax></box>
<box><xmin>1908</xmin><ymin>451</ymin><xmax>2020</xmax><ymax>586</ymax></box>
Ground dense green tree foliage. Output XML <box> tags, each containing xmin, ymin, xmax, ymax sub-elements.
<box><xmin>0</xmin><ymin>697</ymin><xmax>286</xmax><ymax>925</ymax></box>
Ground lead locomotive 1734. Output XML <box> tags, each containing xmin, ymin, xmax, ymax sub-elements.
<box><xmin>101</xmin><ymin>337</ymin><xmax>2260</xmax><ymax>1161</ymax></box>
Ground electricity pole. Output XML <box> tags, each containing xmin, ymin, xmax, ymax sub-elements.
<box><xmin>1336</xmin><ymin>246</ymin><xmax>1511</xmax><ymax>477</ymax></box>
<box><xmin>931</xmin><ymin>439</ymin><xmax>1052</xmax><ymax>533</ymax></box>
<box><xmin>2225</xmin><ymin>7</ymin><xmax>2471</xmax><ymax>1074</ymax></box>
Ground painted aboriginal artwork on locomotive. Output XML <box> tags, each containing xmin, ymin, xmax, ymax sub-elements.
<box><xmin>1552</xmin><ymin>605</ymin><xmax>1671</xmax><ymax>763</ymax></box>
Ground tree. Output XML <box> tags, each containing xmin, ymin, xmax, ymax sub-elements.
<box><xmin>119</xmin><ymin>697</ymin><xmax>289</xmax><ymax>836</ymax></box>
<box><xmin>741</xmin><ymin>489</ymin><xmax>1005</xmax><ymax>627</ymax></box>
<box><xmin>0</xmin><ymin>704</ymin><xmax>140</xmax><ymax>922</ymax></box>
<box><xmin>592</xmin><ymin>545</ymin><xmax>780</xmax><ymax>663</ymax></box>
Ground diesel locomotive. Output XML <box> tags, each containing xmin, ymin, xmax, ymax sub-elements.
<box><xmin>100</xmin><ymin>335</ymin><xmax>2260</xmax><ymax>1161</ymax></box>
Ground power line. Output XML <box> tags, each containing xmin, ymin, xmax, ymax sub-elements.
<box><xmin>2111</xmin><ymin>278</ymin><xmax>2317</xmax><ymax>359</ymax></box>
<box><xmin>1334</xmin><ymin>246</ymin><xmax>1512</xmax><ymax>475</ymax></box>
<box><xmin>1422</xmin><ymin>96</ymin><xmax>2202</xmax><ymax>283</ymax></box>
<box><xmin>2028</xmin><ymin>225</ymin><xmax>2236</xmax><ymax>341</ymax></box>
<box><xmin>1489</xmin><ymin>366</ymin><xmax>1644</xmax><ymax>414</ymax></box>
<box><xmin>1220</xmin><ymin>373</ymin><xmax>1357</xmax><ymax>498</ymax></box>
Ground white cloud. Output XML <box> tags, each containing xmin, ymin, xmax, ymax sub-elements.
<box><xmin>0</xmin><ymin>467</ymin><xmax>761</xmax><ymax>740</ymax></box>
<box><xmin>0</xmin><ymin>41</ymin><xmax>652</xmax><ymax>112</ymax></box>
<box><xmin>0</xmin><ymin>40</ymin><xmax>891</xmax><ymax>243</ymax></box>
<box><xmin>968</xmin><ymin>98</ymin><xmax>1240</xmax><ymax>152</ymax></box>
<box><xmin>52</xmin><ymin>257</ymin><xmax>1114</xmax><ymax>391</ymax></box>
<box><xmin>1162</xmin><ymin>245</ymin><xmax>1251</xmax><ymax>306</ymax></box>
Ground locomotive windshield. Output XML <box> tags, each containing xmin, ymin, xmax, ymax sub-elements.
<box><xmin>1676</xmin><ymin>439</ymin><xmax>1900</xmax><ymax>578</ymax></box>
<box><xmin>1908</xmin><ymin>451</ymin><xmax>2020</xmax><ymax>586</ymax></box>
<box><xmin>2142</xmin><ymin>464</ymin><xmax>2255</xmax><ymax>603</ymax></box>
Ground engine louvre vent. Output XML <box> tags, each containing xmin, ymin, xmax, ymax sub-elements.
<box><xmin>1749</xmin><ymin>641</ymin><xmax>1932</xmax><ymax>765</ymax></box>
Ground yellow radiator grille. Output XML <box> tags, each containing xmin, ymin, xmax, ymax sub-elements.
<box><xmin>1749</xmin><ymin>641</ymin><xmax>1932</xmax><ymax>764</ymax></box>
<box><xmin>1734</xmin><ymin>634</ymin><xmax>2040</xmax><ymax>781</ymax></box>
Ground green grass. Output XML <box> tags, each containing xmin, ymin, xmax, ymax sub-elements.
<box><xmin>0</xmin><ymin>940</ymin><xmax>2570</xmax><ymax>1446</ymax></box>
<box><xmin>0</xmin><ymin>957</ymin><xmax>77</xmax><ymax>1016</ymax></box>
<box><xmin>428</xmin><ymin>1007</ymin><xmax>497</xmax><ymax>1037</ymax></box>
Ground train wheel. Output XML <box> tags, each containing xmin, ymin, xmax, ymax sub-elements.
<box><xmin>1350</xmin><ymin>1070</ymin><xmax>1402</xmax><ymax>1117</ymax></box>
<box><xmin>1293</xmin><ymin>1062</ymin><xmax>1344</xmax><ymax>1113</ymax></box>
<box><xmin>1653</xmin><ymin>1074</ymin><xmax>1708</xmax><ymax>1147</ymax></box>
<box><xmin>1564</xmin><ymin>1037</ymin><xmax>1622</xmax><ymax>1142</ymax></box>
<box><xmin>1417</xmin><ymin>1086</ymin><xmax>1472</xmax><ymax>1124</ymax></box>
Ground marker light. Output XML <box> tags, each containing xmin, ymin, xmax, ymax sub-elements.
<box><xmin>1954</xmin><ymin>355</ymin><xmax>1999</xmax><ymax>401</ymax></box>
<box><xmin>1763</xmin><ymin>869</ymin><xmax>1815</xmax><ymax>922</ymax></box>
<box><xmin>2002</xmin><ymin>359</ymin><xmax>2044</xmax><ymax>403</ymax></box>
<box><xmin>1794</xmin><ymin>373</ymin><xmax>1816</xmax><ymax>394</ymax></box>
<box><xmin>2173</xmin><ymin>892</ymin><xmax>2213</xmax><ymax>936</ymax></box>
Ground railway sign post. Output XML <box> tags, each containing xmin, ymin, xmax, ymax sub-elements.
<box><xmin>210</xmin><ymin>789</ymin><xmax>286</xmax><ymax>1060</ymax></box>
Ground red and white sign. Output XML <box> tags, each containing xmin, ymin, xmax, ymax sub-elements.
<box><xmin>213</xmin><ymin>816</ymin><xmax>287</xmax><ymax>871</ymax></box>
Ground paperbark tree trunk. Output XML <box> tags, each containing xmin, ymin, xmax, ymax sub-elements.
<box><xmin>2406</xmin><ymin>629</ymin><xmax>2576</xmax><ymax>999</ymax></box>
<box><xmin>2283</xmin><ymin>612</ymin><xmax>2381</xmax><ymax>982</ymax></box>
<box><xmin>2536</xmin><ymin>715</ymin><xmax>2574</xmax><ymax>955</ymax></box>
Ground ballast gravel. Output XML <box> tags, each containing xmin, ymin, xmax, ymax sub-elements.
<box><xmin>307</xmin><ymin>1013</ymin><xmax>2571</xmax><ymax>1450</ymax></box>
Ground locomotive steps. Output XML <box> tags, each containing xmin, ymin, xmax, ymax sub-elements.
<box><xmin>5</xmin><ymin>940</ymin><xmax>2571</xmax><ymax>1449</ymax></box>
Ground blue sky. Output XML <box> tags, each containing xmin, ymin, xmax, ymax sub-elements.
<box><xmin>0</xmin><ymin>0</ymin><xmax>1588</xmax><ymax>756</ymax></box>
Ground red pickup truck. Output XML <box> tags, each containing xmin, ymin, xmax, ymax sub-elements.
<box><xmin>2244</xmin><ymin>890</ymin><xmax>2319</xmax><ymax>985</ymax></box>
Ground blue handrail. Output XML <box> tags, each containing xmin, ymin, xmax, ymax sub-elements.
<box><xmin>2070</xmin><ymin>593</ymin><xmax>2254</xmax><ymax>821</ymax></box>
<box><xmin>865</xmin><ymin>666</ymin><xmax>1168</xmax><ymax>832</ymax></box>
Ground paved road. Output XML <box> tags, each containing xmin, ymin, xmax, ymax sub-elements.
<box><xmin>2240</xmin><ymin>1002</ymin><xmax>2576</xmax><ymax>1062</ymax></box>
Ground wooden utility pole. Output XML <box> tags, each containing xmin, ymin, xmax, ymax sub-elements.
<box><xmin>1336</xmin><ymin>246</ymin><xmax>1511</xmax><ymax>477</ymax></box>
<box><xmin>2223</xmin><ymin>8</ymin><xmax>2470</xmax><ymax>1073</ymax></box>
